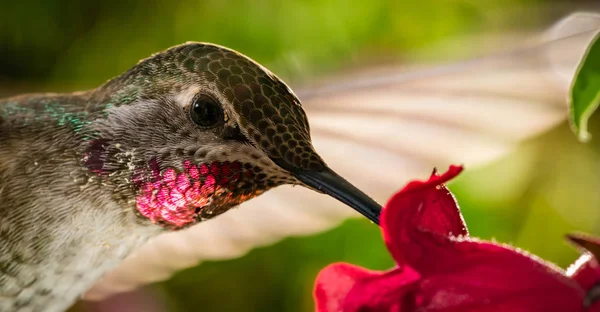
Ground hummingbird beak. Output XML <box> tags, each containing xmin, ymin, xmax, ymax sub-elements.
<box><xmin>292</xmin><ymin>168</ymin><xmax>382</xmax><ymax>225</ymax></box>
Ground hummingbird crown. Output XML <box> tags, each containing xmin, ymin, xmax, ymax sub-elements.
<box><xmin>102</xmin><ymin>42</ymin><xmax>326</xmax><ymax>170</ymax></box>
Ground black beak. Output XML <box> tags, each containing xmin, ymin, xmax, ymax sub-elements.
<box><xmin>293</xmin><ymin>168</ymin><xmax>382</xmax><ymax>225</ymax></box>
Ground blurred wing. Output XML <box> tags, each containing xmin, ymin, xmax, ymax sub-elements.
<box><xmin>85</xmin><ymin>13</ymin><xmax>600</xmax><ymax>300</ymax></box>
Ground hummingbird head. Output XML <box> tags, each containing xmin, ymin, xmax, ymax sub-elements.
<box><xmin>86</xmin><ymin>42</ymin><xmax>380</xmax><ymax>229</ymax></box>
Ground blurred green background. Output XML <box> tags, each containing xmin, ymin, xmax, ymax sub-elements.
<box><xmin>2</xmin><ymin>0</ymin><xmax>600</xmax><ymax>311</ymax></box>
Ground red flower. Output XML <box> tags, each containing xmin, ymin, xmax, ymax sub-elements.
<box><xmin>314</xmin><ymin>166</ymin><xmax>600</xmax><ymax>312</ymax></box>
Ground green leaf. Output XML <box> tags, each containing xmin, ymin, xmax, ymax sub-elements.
<box><xmin>570</xmin><ymin>31</ymin><xmax>600</xmax><ymax>142</ymax></box>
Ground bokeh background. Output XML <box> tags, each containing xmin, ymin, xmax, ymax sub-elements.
<box><xmin>2</xmin><ymin>0</ymin><xmax>600</xmax><ymax>311</ymax></box>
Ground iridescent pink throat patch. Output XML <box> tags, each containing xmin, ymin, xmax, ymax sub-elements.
<box><xmin>136</xmin><ymin>159</ymin><xmax>263</xmax><ymax>228</ymax></box>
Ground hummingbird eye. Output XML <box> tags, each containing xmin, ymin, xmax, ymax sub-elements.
<box><xmin>189</xmin><ymin>94</ymin><xmax>224</xmax><ymax>128</ymax></box>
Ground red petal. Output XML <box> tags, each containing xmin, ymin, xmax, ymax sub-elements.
<box><xmin>314</xmin><ymin>263</ymin><xmax>381</xmax><ymax>312</ymax></box>
<box><xmin>566</xmin><ymin>234</ymin><xmax>600</xmax><ymax>298</ymax></box>
<box><xmin>412</xmin><ymin>232</ymin><xmax>584</xmax><ymax>311</ymax></box>
<box><xmin>382</xmin><ymin>165</ymin><xmax>466</xmax><ymax>265</ymax></box>
<box><xmin>315</xmin><ymin>165</ymin><xmax>588</xmax><ymax>311</ymax></box>
<box><xmin>567</xmin><ymin>254</ymin><xmax>600</xmax><ymax>311</ymax></box>
<box><xmin>314</xmin><ymin>264</ymin><xmax>420</xmax><ymax>312</ymax></box>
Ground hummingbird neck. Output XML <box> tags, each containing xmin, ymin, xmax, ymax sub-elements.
<box><xmin>82</xmin><ymin>138</ymin><xmax>286</xmax><ymax>229</ymax></box>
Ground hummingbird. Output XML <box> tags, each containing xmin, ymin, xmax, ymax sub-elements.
<box><xmin>0</xmin><ymin>12</ymin><xmax>597</xmax><ymax>312</ymax></box>
<box><xmin>81</xmin><ymin>12</ymin><xmax>600</xmax><ymax>306</ymax></box>
<box><xmin>0</xmin><ymin>42</ymin><xmax>383</xmax><ymax>312</ymax></box>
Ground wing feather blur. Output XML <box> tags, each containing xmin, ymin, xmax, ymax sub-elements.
<box><xmin>85</xmin><ymin>13</ymin><xmax>600</xmax><ymax>300</ymax></box>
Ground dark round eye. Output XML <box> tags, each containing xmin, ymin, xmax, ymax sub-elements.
<box><xmin>189</xmin><ymin>95</ymin><xmax>224</xmax><ymax>128</ymax></box>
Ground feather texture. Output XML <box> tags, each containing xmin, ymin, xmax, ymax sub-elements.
<box><xmin>85</xmin><ymin>13</ymin><xmax>600</xmax><ymax>300</ymax></box>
